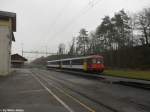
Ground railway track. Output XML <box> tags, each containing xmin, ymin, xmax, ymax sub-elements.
<box><xmin>31</xmin><ymin>69</ymin><xmax>150</xmax><ymax>112</ymax></box>
<box><xmin>31</xmin><ymin>69</ymin><xmax>120</xmax><ymax>112</ymax></box>
<box><xmin>47</xmin><ymin>68</ymin><xmax>150</xmax><ymax>90</ymax></box>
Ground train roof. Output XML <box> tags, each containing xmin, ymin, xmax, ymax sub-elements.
<box><xmin>47</xmin><ymin>55</ymin><xmax>103</xmax><ymax>62</ymax></box>
<box><xmin>47</xmin><ymin>60</ymin><xmax>60</xmax><ymax>63</ymax></box>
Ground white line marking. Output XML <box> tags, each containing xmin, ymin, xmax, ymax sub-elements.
<box><xmin>38</xmin><ymin>72</ymin><xmax>95</xmax><ymax>112</ymax></box>
<box><xmin>31</xmin><ymin>72</ymin><xmax>74</xmax><ymax>112</ymax></box>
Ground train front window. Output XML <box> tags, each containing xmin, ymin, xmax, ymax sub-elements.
<box><xmin>97</xmin><ymin>58</ymin><xmax>103</xmax><ymax>64</ymax></box>
<box><xmin>92</xmin><ymin>59</ymin><xmax>96</xmax><ymax>64</ymax></box>
<box><xmin>96</xmin><ymin>58</ymin><xmax>100</xmax><ymax>64</ymax></box>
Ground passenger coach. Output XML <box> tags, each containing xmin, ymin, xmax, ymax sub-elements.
<box><xmin>47</xmin><ymin>55</ymin><xmax>104</xmax><ymax>73</ymax></box>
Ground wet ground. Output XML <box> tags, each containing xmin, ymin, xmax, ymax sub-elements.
<box><xmin>0</xmin><ymin>68</ymin><xmax>150</xmax><ymax>112</ymax></box>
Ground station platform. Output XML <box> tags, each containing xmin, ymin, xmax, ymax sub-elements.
<box><xmin>0</xmin><ymin>69</ymin><xmax>67</xmax><ymax>112</ymax></box>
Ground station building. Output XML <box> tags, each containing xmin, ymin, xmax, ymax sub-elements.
<box><xmin>11</xmin><ymin>54</ymin><xmax>27</xmax><ymax>68</ymax></box>
<box><xmin>0</xmin><ymin>11</ymin><xmax>16</xmax><ymax>76</ymax></box>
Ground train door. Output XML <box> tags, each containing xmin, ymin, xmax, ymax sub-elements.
<box><xmin>83</xmin><ymin>59</ymin><xmax>87</xmax><ymax>71</ymax></box>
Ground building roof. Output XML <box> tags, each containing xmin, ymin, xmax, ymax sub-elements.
<box><xmin>0</xmin><ymin>11</ymin><xmax>16</xmax><ymax>32</ymax></box>
<box><xmin>11</xmin><ymin>54</ymin><xmax>28</xmax><ymax>62</ymax></box>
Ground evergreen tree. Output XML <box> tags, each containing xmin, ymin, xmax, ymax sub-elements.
<box><xmin>76</xmin><ymin>28</ymin><xmax>89</xmax><ymax>55</ymax></box>
<box><xmin>111</xmin><ymin>10</ymin><xmax>132</xmax><ymax>48</ymax></box>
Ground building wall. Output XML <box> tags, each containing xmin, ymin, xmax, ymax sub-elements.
<box><xmin>0</xmin><ymin>20</ymin><xmax>12</xmax><ymax>76</ymax></box>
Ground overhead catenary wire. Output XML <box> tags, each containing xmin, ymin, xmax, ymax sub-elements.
<box><xmin>46</xmin><ymin>0</ymin><xmax>103</xmax><ymax>43</ymax></box>
<box><xmin>44</xmin><ymin>0</ymin><xmax>91</xmax><ymax>40</ymax></box>
<box><xmin>44</xmin><ymin>0</ymin><xmax>101</xmax><ymax>44</ymax></box>
<box><xmin>43</xmin><ymin>0</ymin><xmax>72</xmax><ymax>43</ymax></box>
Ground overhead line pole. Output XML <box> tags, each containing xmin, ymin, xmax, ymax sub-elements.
<box><xmin>21</xmin><ymin>43</ymin><xmax>24</xmax><ymax>56</ymax></box>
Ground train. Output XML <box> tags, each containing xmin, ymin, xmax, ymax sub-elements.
<box><xmin>47</xmin><ymin>55</ymin><xmax>104</xmax><ymax>73</ymax></box>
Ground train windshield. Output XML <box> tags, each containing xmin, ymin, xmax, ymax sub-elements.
<box><xmin>91</xmin><ymin>58</ymin><xmax>103</xmax><ymax>64</ymax></box>
<box><xmin>92</xmin><ymin>59</ymin><xmax>97</xmax><ymax>64</ymax></box>
<box><xmin>97</xmin><ymin>58</ymin><xmax>103</xmax><ymax>64</ymax></box>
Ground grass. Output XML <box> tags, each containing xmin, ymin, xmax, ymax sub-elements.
<box><xmin>104</xmin><ymin>69</ymin><xmax>150</xmax><ymax>80</ymax></box>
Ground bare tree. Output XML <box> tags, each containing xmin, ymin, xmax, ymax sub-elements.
<box><xmin>136</xmin><ymin>8</ymin><xmax>150</xmax><ymax>45</ymax></box>
<box><xmin>68</xmin><ymin>37</ymin><xmax>76</xmax><ymax>57</ymax></box>
<box><xmin>76</xmin><ymin>28</ymin><xmax>89</xmax><ymax>55</ymax></box>
<box><xmin>58</xmin><ymin>43</ymin><xmax>65</xmax><ymax>55</ymax></box>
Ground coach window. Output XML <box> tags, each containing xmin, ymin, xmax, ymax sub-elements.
<box><xmin>63</xmin><ymin>60</ymin><xmax>70</xmax><ymax>65</ymax></box>
<box><xmin>53</xmin><ymin>62</ymin><xmax>56</xmax><ymax>65</ymax></box>
<box><xmin>56</xmin><ymin>61</ymin><xmax>59</xmax><ymax>65</ymax></box>
<box><xmin>72</xmin><ymin>59</ymin><xmax>83</xmax><ymax>65</ymax></box>
<box><xmin>70</xmin><ymin>60</ymin><xmax>72</xmax><ymax>65</ymax></box>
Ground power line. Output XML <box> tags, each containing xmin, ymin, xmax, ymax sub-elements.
<box><xmin>47</xmin><ymin>0</ymin><xmax>103</xmax><ymax>42</ymax></box>
<box><xmin>43</xmin><ymin>0</ymin><xmax>72</xmax><ymax>43</ymax></box>
<box><xmin>44</xmin><ymin>0</ymin><xmax>98</xmax><ymax>44</ymax></box>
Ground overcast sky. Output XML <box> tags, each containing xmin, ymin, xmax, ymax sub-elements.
<box><xmin>0</xmin><ymin>0</ymin><xmax>150</xmax><ymax>60</ymax></box>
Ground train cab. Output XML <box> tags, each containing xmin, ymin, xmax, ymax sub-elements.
<box><xmin>86</xmin><ymin>55</ymin><xmax>104</xmax><ymax>72</ymax></box>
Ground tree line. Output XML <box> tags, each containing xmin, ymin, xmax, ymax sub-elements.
<box><xmin>58</xmin><ymin>8</ymin><xmax>150</xmax><ymax>56</ymax></box>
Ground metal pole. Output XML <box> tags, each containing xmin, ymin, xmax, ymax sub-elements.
<box><xmin>21</xmin><ymin>43</ymin><xmax>24</xmax><ymax>56</ymax></box>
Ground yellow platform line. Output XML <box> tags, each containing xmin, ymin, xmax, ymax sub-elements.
<box><xmin>40</xmin><ymin>73</ymin><xmax>96</xmax><ymax>112</ymax></box>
